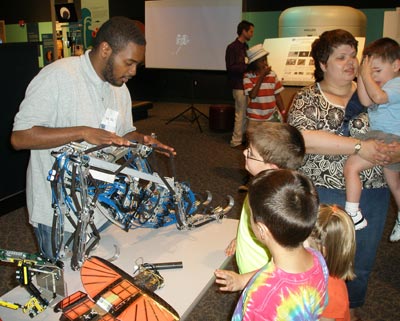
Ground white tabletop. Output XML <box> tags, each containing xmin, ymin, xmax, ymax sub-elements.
<box><xmin>0</xmin><ymin>218</ymin><xmax>238</xmax><ymax>321</ymax></box>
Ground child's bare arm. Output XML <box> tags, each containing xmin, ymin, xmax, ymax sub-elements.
<box><xmin>214</xmin><ymin>269</ymin><xmax>255</xmax><ymax>292</ymax></box>
<box><xmin>225</xmin><ymin>238</ymin><xmax>237</xmax><ymax>256</ymax></box>
<box><xmin>357</xmin><ymin>69</ymin><xmax>373</xmax><ymax>107</ymax></box>
<box><xmin>248</xmin><ymin>66</ymin><xmax>271</xmax><ymax>99</ymax></box>
<box><xmin>275</xmin><ymin>93</ymin><xmax>286</xmax><ymax>120</ymax></box>
<box><xmin>359</xmin><ymin>56</ymin><xmax>389</xmax><ymax>105</ymax></box>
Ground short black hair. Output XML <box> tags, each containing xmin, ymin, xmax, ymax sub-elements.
<box><xmin>93</xmin><ymin>16</ymin><xmax>146</xmax><ymax>54</ymax></box>
<box><xmin>237</xmin><ymin>20</ymin><xmax>254</xmax><ymax>36</ymax></box>
<box><xmin>249</xmin><ymin>169</ymin><xmax>319</xmax><ymax>248</ymax></box>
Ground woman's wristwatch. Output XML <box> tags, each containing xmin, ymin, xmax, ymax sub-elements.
<box><xmin>354</xmin><ymin>140</ymin><xmax>362</xmax><ymax>154</ymax></box>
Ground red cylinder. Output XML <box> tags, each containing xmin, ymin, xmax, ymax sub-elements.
<box><xmin>209</xmin><ymin>104</ymin><xmax>235</xmax><ymax>132</ymax></box>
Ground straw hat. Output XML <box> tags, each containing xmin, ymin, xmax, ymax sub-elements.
<box><xmin>247</xmin><ymin>44</ymin><xmax>269</xmax><ymax>64</ymax></box>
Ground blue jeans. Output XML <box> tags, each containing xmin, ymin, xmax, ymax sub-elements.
<box><xmin>34</xmin><ymin>221</ymin><xmax>111</xmax><ymax>261</ymax></box>
<box><xmin>34</xmin><ymin>224</ymin><xmax>73</xmax><ymax>261</ymax></box>
<box><xmin>317</xmin><ymin>187</ymin><xmax>390</xmax><ymax>308</ymax></box>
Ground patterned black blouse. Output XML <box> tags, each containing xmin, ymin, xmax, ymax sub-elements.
<box><xmin>287</xmin><ymin>83</ymin><xmax>386</xmax><ymax>190</ymax></box>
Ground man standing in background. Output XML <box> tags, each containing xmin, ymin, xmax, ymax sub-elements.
<box><xmin>225</xmin><ymin>20</ymin><xmax>254</xmax><ymax>149</ymax></box>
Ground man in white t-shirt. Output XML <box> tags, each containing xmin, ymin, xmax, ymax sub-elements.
<box><xmin>11</xmin><ymin>16</ymin><xmax>175</xmax><ymax>261</ymax></box>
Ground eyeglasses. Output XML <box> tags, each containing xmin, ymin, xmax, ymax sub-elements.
<box><xmin>245</xmin><ymin>148</ymin><xmax>265</xmax><ymax>163</ymax></box>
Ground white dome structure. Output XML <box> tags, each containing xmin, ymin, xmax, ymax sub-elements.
<box><xmin>279</xmin><ymin>5</ymin><xmax>367</xmax><ymax>37</ymax></box>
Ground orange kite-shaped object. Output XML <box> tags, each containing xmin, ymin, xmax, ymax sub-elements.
<box><xmin>54</xmin><ymin>256</ymin><xmax>180</xmax><ymax>321</ymax></box>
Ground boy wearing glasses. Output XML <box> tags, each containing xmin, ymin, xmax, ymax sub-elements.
<box><xmin>216</xmin><ymin>122</ymin><xmax>305</xmax><ymax>290</ymax></box>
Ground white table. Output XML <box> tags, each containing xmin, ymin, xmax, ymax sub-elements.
<box><xmin>0</xmin><ymin>218</ymin><xmax>238</xmax><ymax>321</ymax></box>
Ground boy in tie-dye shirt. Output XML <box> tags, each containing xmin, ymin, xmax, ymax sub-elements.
<box><xmin>227</xmin><ymin>169</ymin><xmax>328</xmax><ymax>321</ymax></box>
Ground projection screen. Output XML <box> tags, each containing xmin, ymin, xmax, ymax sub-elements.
<box><xmin>145</xmin><ymin>0</ymin><xmax>242</xmax><ymax>71</ymax></box>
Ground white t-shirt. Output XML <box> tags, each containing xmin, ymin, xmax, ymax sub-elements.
<box><xmin>13</xmin><ymin>50</ymin><xmax>136</xmax><ymax>232</ymax></box>
<box><xmin>368</xmin><ymin>76</ymin><xmax>400</xmax><ymax>136</ymax></box>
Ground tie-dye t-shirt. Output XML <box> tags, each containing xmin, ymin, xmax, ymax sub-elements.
<box><xmin>232</xmin><ymin>248</ymin><xmax>328</xmax><ymax>321</ymax></box>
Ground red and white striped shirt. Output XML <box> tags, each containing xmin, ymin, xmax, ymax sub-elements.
<box><xmin>243</xmin><ymin>70</ymin><xmax>284</xmax><ymax>121</ymax></box>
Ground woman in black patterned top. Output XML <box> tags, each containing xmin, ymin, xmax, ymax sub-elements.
<box><xmin>287</xmin><ymin>29</ymin><xmax>398</xmax><ymax>321</ymax></box>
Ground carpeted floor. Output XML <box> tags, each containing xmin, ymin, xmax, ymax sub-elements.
<box><xmin>1</xmin><ymin>102</ymin><xmax>399</xmax><ymax>320</ymax></box>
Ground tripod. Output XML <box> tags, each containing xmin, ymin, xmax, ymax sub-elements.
<box><xmin>165</xmin><ymin>77</ymin><xmax>209</xmax><ymax>132</ymax></box>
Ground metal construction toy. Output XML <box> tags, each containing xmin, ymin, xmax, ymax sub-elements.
<box><xmin>0</xmin><ymin>249</ymin><xmax>64</xmax><ymax>318</ymax></box>
<box><xmin>48</xmin><ymin>142</ymin><xmax>234</xmax><ymax>270</ymax></box>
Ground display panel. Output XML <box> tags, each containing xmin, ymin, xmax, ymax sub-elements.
<box><xmin>264</xmin><ymin>36</ymin><xmax>365</xmax><ymax>86</ymax></box>
<box><xmin>145</xmin><ymin>0</ymin><xmax>242</xmax><ymax>71</ymax></box>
